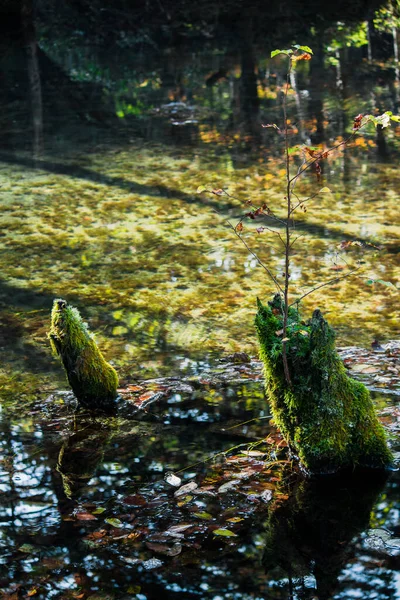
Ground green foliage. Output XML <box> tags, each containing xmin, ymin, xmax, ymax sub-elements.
<box><xmin>48</xmin><ymin>299</ymin><xmax>119</xmax><ymax>409</ymax></box>
<box><xmin>255</xmin><ymin>296</ymin><xmax>393</xmax><ymax>474</ymax></box>
<box><xmin>271</xmin><ymin>46</ymin><xmax>313</xmax><ymax>59</ymax></box>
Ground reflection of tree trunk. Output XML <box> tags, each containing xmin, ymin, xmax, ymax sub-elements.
<box><xmin>309</xmin><ymin>38</ymin><xmax>325</xmax><ymax>144</ymax></box>
<box><xmin>289</xmin><ymin>68</ymin><xmax>306</xmax><ymax>142</ymax></box>
<box><xmin>367</xmin><ymin>20</ymin><xmax>373</xmax><ymax>61</ymax></box>
<box><xmin>238</xmin><ymin>13</ymin><xmax>260</xmax><ymax>139</ymax></box>
<box><xmin>21</xmin><ymin>0</ymin><xmax>43</xmax><ymax>157</ymax></box>
<box><xmin>393</xmin><ymin>25</ymin><xmax>399</xmax><ymax>84</ymax></box>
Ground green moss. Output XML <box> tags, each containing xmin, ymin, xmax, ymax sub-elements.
<box><xmin>48</xmin><ymin>299</ymin><xmax>119</xmax><ymax>409</ymax></box>
<box><xmin>255</xmin><ymin>295</ymin><xmax>393</xmax><ymax>474</ymax></box>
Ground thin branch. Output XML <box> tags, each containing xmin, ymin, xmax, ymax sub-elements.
<box><xmin>289</xmin><ymin>266</ymin><xmax>361</xmax><ymax>306</ymax></box>
<box><xmin>228</xmin><ymin>219</ymin><xmax>284</xmax><ymax>294</ymax></box>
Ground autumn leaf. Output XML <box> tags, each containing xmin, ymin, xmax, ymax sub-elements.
<box><xmin>213</xmin><ymin>528</ymin><xmax>237</xmax><ymax>537</ymax></box>
<box><xmin>27</xmin><ymin>588</ymin><xmax>38</xmax><ymax>597</ymax></box>
<box><xmin>75</xmin><ymin>512</ymin><xmax>97</xmax><ymax>521</ymax></box>
<box><xmin>105</xmin><ymin>517</ymin><xmax>123</xmax><ymax>528</ymax></box>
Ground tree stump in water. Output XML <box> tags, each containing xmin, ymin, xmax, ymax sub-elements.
<box><xmin>48</xmin><ymin>299</ymin><xmax>119</xmax><ymax>410</ymax></box>
<box><xmin>255</xmin><ymin>295</ymin><xmax>393</xmax><ymax>474</ymax></box>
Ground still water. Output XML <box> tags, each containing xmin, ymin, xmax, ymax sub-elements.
<box><xmin>0</xmin><ymin>35</ymin><xmax>399</xmax><ymax>599</ymax></box>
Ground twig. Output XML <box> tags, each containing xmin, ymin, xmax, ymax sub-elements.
<box><xmin>228</xmin><ymin>220</ymin><xmax>284</xmax><ymax>294</ymax></box>
<box><xmin>289</xmin><ymin>266</ymin><xmax>361</xmax><ymax>306</ymax></box>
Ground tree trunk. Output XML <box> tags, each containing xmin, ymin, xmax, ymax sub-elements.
<box><xmin>255</xmin><ymin>295</ymin><xmax>393</xmax><ymax>474</ymax></box>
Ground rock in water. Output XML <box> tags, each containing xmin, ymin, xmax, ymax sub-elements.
<box><xmin>255</xmin><ymin>295</ymin><xmax>393</xmax><ymax>474</ymax></box>
<box><xmin>48</xmin><ymin>299</ymin><xmax>118</xmax><ymax>409</ymax></box>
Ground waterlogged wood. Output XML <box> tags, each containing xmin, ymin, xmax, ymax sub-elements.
<box><xmin>256</xmin><ymin>295</ymin><xmax>393</xmax><ymax>474</ymax></box>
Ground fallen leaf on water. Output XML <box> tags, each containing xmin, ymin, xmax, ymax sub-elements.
<box><xmin>193</xmin><ymin>512</ymin><xmax>213</xmax><ymax>520</ymax></box>
<box><xmin>105</xmin><ymin>518</ymin><xmax>123</xmax><ymax>528</ymax></box>
<box><xmin>174</xmin><ymin>482</ymin><xmax>198</xmax><ymax>497</ymax></box>
<box><xmin>165</xmin><ymin>524</ymin><xmax>193</xmax><ymax>536</ymax></box>
<box><xmin>218</xmin><ymin>480</ymin><xmax>241</xmax><ymax>493</ymax></box>
<box><xmin>146</xmin><ymin>542</ymin><xmax>182</xmax><ymax>556</ymax></box>
<box><xmin>350</xmin><ymin>364</ymin><xmax>380</xmax><ymax>374</ymax></box>
<box><xmin>164</xmin><ymin>472</ymin><xmax>182</xmax><ymax>487</ymax></box>
<box><xmin>213</xmin><ymin>528</ymin><xmax>237</xmax><ymax>537</ymax></box>
<box><xmin>123</xmin><ymin>494</ymin><xmax>147</xmax><ymax>507</ymax></box>
<box><xmin>75</xmin><ymin>512</ymin><xmax>97</xmax><ymax>521</ymax></box>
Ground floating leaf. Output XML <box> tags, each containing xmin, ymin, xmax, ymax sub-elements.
<box><xmin>213</xmin><ymin>528</ymin><xmax>237</xmax><ymax>537</ymax></box>
<box><xmin>194</xmin><ymin>512</ymin><xmax>213</xmax><ymax>520</ymax></box>
<box><xmin>218</xmin><ymin>480</ymin><xmax>241</xmax><ymax>493</ymax></box>
<box><xmin>123</xmin><ymin>494</ymin><xmax>147</xmax><ymax>506</ymax></box>
<box><xmin>165</xmin><ymin>524</ymin><xmax>193</xmax><ymax>536</ymax></box>
<box><xmin>105</xmin><ymin>518</ymin><xmax>123</xmax><ymax>528</ymax></box>
<box><xmin>146</xmin><ymin>542</ymin><xmax>182</xmax><ymax>556</ymax></box>
<box><xmin>174</xmin><ymin>481</ymin><xmax>198</xmax><ymax>497</ymax></box>
<box><xmin>164</xmin><ymin>472</ymin><xmax>182</xmax><ymax>487</ymax></box>
<box><xmin>75</xmin><ymin>512</ymin><xmax>97</xmax><ymax>521</ymax></box>
<box><xmin>18</xmin><ymin>544</ymin><xmax>39</xmax><ymax>554</ymax></box>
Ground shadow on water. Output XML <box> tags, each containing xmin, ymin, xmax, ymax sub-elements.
<box><xmin>0</xmin><ymin>151</ymin><xmax>237</xmax><ymax>212</ymax></box>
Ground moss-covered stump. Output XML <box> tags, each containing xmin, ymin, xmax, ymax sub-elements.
<box><xmin>48</xmin><ymin>299</ymin><xmax>118</xmax><ymax>409</ymax></box>
<box><xmin>255</xmin><ymin>295</ymin><xmax>393</xmax><ymax>474</ymax></box>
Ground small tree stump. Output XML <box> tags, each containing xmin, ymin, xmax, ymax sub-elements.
<box><xmin>255</xmin><ymin>295</ymin><xmax>393</xmax><ymax>474</ymax></box>
<box><xmin>48</xmin><ymin>299</ymin><xmax>118</xmax><ymax>409</ymax></box>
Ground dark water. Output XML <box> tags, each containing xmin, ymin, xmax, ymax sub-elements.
<box><xmin>0</xmin><ymin>17</ymin><xmax>400</xmax><ymax>600</ymax></box>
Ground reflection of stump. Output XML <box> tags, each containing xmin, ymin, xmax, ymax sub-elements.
<box><xmin>57</xmin><ymin>416</ymin><xmax>112</xmax><ymax>499</ymax></box>
<box><xmin>48</xmin><ymin>299</ymin><xmax>118</xmax><ymax>410</ymax></box>
<box><xmin>255</xmin><ymin>295</ymin><xmax>392</xmax><ymax>474</ymax></box>
<box><xmin>263</xmin><ymin>472</ymin><xmax>386</xmax><ymax>600</ymax></box>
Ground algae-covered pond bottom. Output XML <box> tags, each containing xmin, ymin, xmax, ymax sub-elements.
<box><xmin>0</xmin><ymin>353</ymin><xmax>399</xmax><ymax>600</ymax></box>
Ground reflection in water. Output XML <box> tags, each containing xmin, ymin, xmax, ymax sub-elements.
<box><xmin>56</xmin><ymin>414</ymin><xmax>113</xmax><ymax>499</ymax></box>
<box><xmin>0</xmin><ymin>373</ymin><xmax>398</xmax><ymax>599</ymax></box>
<box><xmin>262</xmin><ymin>472</ymin><xmax>399</xmax><ymax>600</ymax></box>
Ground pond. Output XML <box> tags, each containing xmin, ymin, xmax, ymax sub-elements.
<box><xmin>0</xmin><ymin>27</ymin><xmax>399</xmax><ymax>600</ymax></box>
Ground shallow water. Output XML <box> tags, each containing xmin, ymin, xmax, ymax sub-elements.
<box><xmin>0</xmin><ymin>35</ymin><xmax>399</xmax><ymax>600</ymax></box>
